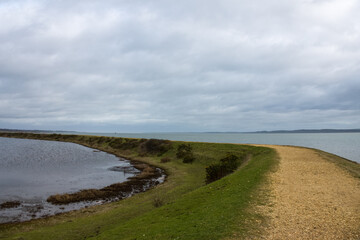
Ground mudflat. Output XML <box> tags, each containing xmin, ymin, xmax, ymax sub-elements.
<box><xmin>258</xmin><ymin>145</ymin><xmax>360</xmax><ymax>239</ymax></box>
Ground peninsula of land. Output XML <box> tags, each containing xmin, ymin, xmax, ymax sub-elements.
<box><xmin>0</xmin><ymin>132</ymin><xmax>359</xmax><ymax>239</ymax></box>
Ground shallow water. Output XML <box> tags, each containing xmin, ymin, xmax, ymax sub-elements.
<box><xmin>0</xmin><ymin>137</ymin><xmax>139</xmax><ymax>223</ymax></box>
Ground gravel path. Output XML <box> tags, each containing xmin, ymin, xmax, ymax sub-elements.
<box><xmin>257</xmin><ymin>145</ymin><xmax>360</xmax><ymax>239</ymax></box>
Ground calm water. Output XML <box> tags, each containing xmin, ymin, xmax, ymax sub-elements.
<box><xmin>73</xmin><ymin>132</ymin><xmax>360</xmax><ymax>163</ymax></box>
<box><xmin>0</xmin><ymin>137</ymin><xmax>138</xmax><ymax>223</ymax></box>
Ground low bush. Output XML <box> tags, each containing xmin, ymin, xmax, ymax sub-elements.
<box><xmin>176</xmin><ymin>144</ymin><xmax>192</xmax><ymax>158</ymax></box>
<box><xmin>183</xmin><ymin>153</ymin><xmax>195</xmax><ymax>163</ymax></box>
<box><xmin>96</xmin><ymin>137</ymin><xmax>107</xmax><ymax>144</ymax></box>
<box><xmin>205</xmin><ymin>164</ymin><xmax>227</xmax><ymax>184</ymax></box>
<box><xmin>206</xmin><ymin>154</ymin><xmax>245</xmax><ymax>184</ymax></box>
<box><xmin>108</xmin><ymin>138</ymin><xmax>146</xmax><ymax>150</ymax></box>
<box><xmin>219</xmin><ymin>154</ymin><xmax>239</xmax><ymax>172</ymax></box>
<box><xmin>176</xmin><ymin>143</ymin><xmax>195</xmax><ymax>163</ymax></box>
<box><xmin>109</xmin><ymin>138</ymin><xmax>123</xmax><ymax>149</ymax></box>
<box><xmin>140</xmin><ymin>139</ymin><xmax>172</xmax><ymax>156</ymax></box>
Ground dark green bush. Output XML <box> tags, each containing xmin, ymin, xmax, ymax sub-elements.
<box><xmin>205</xmin><ymin>164</ymin><xmax>227</xmax><ymax>183</ymax></box>
<box><xmin>205</xmin><ymin>154</ymin><xmax>242</xmax><ymax>184</ymax></box>
<box><xmin>182</xmin><ymin>153</ymin><xmax>195</xmax><ymax>163</ymax></box>
<box><xmin>140</xmin><ymin>139</ymin><xmax>172</xmax><ymax>156</ymax></box>
<box><xmin>96</xmin><ymin>137</ymin><xmax>107</xmax><ymax>144</ymax></box>
<box><xmin>176</xmin><ymin>144</ymin><xmax>192</xmax><ymax>158</ymax></box>
<box><xmin>109</xmin><ymin>138</ymin><xmax>123</xmax><ymax>149</ymax></box>
<box><xmin>220</xmin><ymin>154</ymin><xmax>239</xmax><ymax>172</ymax></box>
<box><xmin>61</xmin><ymin>134</ymin><xmax>76</xmax><ymax>140</ymax></box>
<box><xmin>121</xmin><ymin>138</ymin><xmax>143</xmax><ymax>149</ymax></box>
<box><xmin>108</xmin><ymin>138</ymin><xmax>145</xmax><ymax>150</ymax></box>
<box><xmin>85</xmin><ymin>136</ymin><xmax>98</xmax><ymax>144</ymax></box>
<box><xmin>176</xmin><ymin>144</ymin><xmax>196</xmax><ymax>163</ymax></box>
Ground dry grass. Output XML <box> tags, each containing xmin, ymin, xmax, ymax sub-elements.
<box><xmin>47</xmin><ymin>163</ymin><xmax>162</xmax><ymax>204</ymax></box>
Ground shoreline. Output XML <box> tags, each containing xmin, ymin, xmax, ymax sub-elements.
<box><xmin>0</xmin><ymin>134</ymin><xmax>167</xmax><ymax>224</ymax></box>
<box><xmin>46</xmin><ymin>161</ymin><xmax>165</xmax><ymax>205</ymax></box>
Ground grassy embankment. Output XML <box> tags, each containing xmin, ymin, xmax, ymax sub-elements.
<box><xmin>0</xmin><ymin>132</ymin><xmax>277</xmax><ymax>240</ymax></box>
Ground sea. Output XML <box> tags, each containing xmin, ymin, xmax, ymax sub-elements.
<box><xmin>70</xmin><ymin>132</ymin><xmax>360</xmax><ymax>163</ymax></box>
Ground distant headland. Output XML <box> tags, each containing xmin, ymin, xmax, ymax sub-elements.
<box><xmin>203</xmin><ymin>129</ymin><xmax>360</xmax><ymax>134</ymax></box>
<box><xmin>249</xmin><ymin>129</ymin><xmax>360</xmax><ymax>133</ymax></box>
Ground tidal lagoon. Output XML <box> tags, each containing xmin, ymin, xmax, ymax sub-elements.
<box><xmin>0</xmin><ymin>137</ymin><xmax>138</xmax><ymax>223</ymax></box>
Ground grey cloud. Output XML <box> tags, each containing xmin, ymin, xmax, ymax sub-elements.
<box><xmin>0</xmin><ymin>0</ymin><xmax>359</xmax><ymax>132</ymax></box>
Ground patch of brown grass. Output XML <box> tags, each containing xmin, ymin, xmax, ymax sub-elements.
<box><xmin>47</xmin><ymin>164</ymin><xmax>162</xmax><ymax>205</ymax></box>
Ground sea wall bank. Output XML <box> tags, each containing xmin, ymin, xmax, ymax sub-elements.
<box><xmin>0</xmin><ymin>131</ymin><xmax>278</xmax><ymax>239</ymax></box>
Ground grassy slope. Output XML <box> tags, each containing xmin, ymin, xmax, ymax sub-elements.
<box><xmin>92</xmin><ymin>147</ymin><xmax>275</xmax><ymax>240</ymax></box>
<box><xmin>0</xmin><ymin>133</ymin><xmax>277</xmax><ymax>240</ymax></box>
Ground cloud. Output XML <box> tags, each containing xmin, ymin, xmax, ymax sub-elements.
<box><xmin>0</xmin><ymin>0</ymin><xmax>359</xmax><ymax>132</ymax></box>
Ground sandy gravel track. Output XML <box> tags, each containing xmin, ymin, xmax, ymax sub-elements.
<box><xmin>258</xmin><ymin>145</ymin><xmax>360</xmax><ymax>239</ymax></box>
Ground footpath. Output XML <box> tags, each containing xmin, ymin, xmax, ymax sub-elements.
<box><xmin>257</xmin><ymin>145</ymin><xmax>360</xmax><ymax>239</ymax></box>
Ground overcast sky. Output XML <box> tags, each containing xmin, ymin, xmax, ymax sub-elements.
<box><xmin>0</xmin><ymin>0</ymin><xmax>359</xmax><ymax>132</ymax></box>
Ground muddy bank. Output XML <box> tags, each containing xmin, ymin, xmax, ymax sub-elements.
<box><xmin>0</xmin><ymin>159</ymin><xmax>165</xmax><ymax>224</ymax></box>
<box><xmin>47</xmin><ymin>162</ymin><xmax>165</xmax><ymax>204</ymax></box>
<box><xmin>0</xmin><ymin>201</ymin><xmax>21</xmax><ymax>209</ymax></box>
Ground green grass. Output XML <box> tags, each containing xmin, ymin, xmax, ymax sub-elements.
<box><xmin>0</xmin><ymin>133</ymin><xmax>277</xmax><ymax>240</ymax></box>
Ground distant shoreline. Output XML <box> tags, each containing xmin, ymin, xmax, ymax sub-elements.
<box><xmin>207</xmin><ymin>129</ymin><xmax>360</xmax><ymax>133</ymax></box>
<box><xmin>1</xmin><ymin>128</ymin><xmax>360</xmax><ymax>134</ymax></box>
<box><xmin>247</xmin><ymin>129</ymin><xmax>360</xmax><ymax>133</ymax></box>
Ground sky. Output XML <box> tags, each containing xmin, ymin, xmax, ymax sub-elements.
<box><xmin>0</xmin><ymin>0</ymin><xmax>359</xmax><ymax>132</ymax></box>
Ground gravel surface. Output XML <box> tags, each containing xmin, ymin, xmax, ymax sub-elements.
<box><xmin>257</xmin><ymin>145</ymin><xmax>360</xmax><ymax>239</ymax></box>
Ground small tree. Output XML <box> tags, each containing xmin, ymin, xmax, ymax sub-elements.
<box><xmin>176</xmin><ymin>144</ymin><xmax>192</xmax><ymax>158</ymax></box>
<box><xmin>176</xmin><ymin>144</ymin><xmax>195</xmax><ymax>164</ymax></box>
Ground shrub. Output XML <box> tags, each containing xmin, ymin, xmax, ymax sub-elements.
<box><xmin>182</xmin><ymin>153</ymin><xmax>195</xmax><ymax>164</ymax></box>
<box><xmin>176</xmin><ymin>144</ymin><xmax>192</xmax><ymax>158</ymax></box>
<box><xmin>61</xmin><ymin>134</ymin><xmax>76</xmax><ymax>140</ymax></box>
<box><xmin>120</xmin><ymin>138</ymin><xmax>143</xmax><ymax>149</ymax></box>
<box><xmin>220</xmin><ymin>154</ymin><xmax>239</xmax><ymax>172</ymax></box>
<box><xmin>109</xmin><ymin>138</ymin><xmax>145</xmax><ymax>150</ymax></box>
<box><xmin>140</xmin><ymin>139</ymin><xmax>172</xmax><ymax>156</ymax></box>
<box><xmin>96</xmin><ymin>137</ymin><xmax>107</xmax><ymax>144</ymax></box>
<box><xmin>109</xmin><ymin>138</ymin><xmax>123</xmax><ymax>149</ymax></box>
<box><xmin>205</xmin><ymin>164</ymin><xmax>227</xmax><ymax>183</ymax></box>
<box><xmin>205</xmin><ymin>154</ymin><xmax>242</xmax><ymax>184</ymax></box>
<box><xmin>176</xmin><ymin>144</ymin><xmax>196</xmax><ymax>163</ymax></box>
